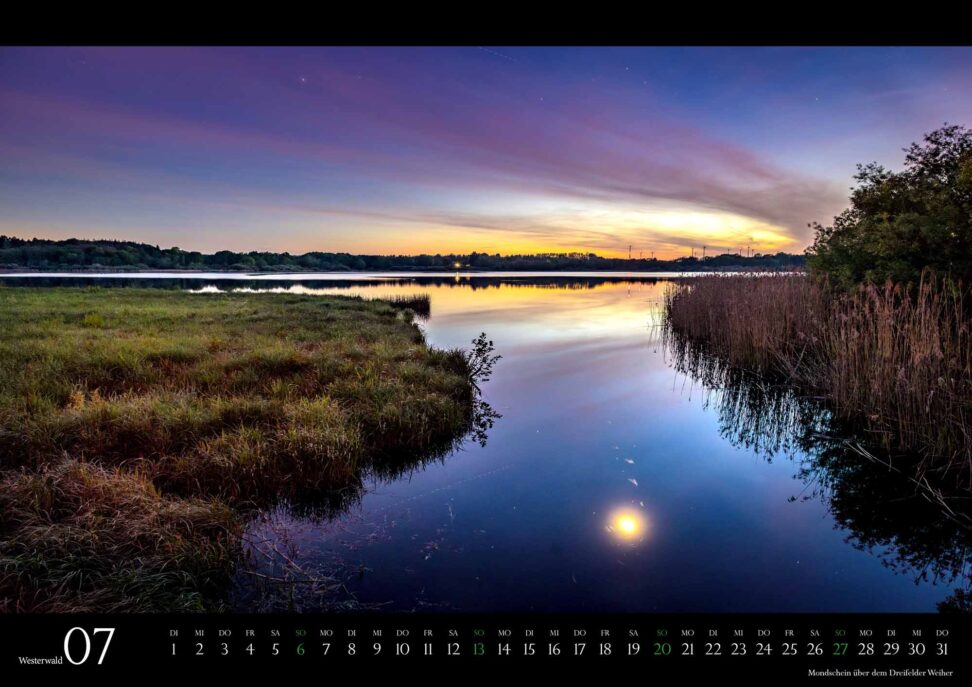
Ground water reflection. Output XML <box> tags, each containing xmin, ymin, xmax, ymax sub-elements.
<box><xmin>607</xmin><ymin>507</ymin><xmax>648</xmax><ymax>545</ymax></box>
<box><xmin>232</xmin><ymin>386</ymin><xmax>502</xmax><ymax>611</ymax></box>
<box><xmin>8</xmin><ymin>274</ymin><xmax>969</xmax><ymax>612</ymax></box>
<box><xmin>665</xmin><ymin>326</ymin><xmax>972</xmax><ymax>613</ymax></box>
<box><xmin>0</xmin><ymin>274</ymin><xmax>666</xmax><ymax>292</ymax></box>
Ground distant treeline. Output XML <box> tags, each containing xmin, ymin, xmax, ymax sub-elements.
<box><xmin>0</xmin><ymin>236</ymin><xmax>806</xmax><ymax>272</ymax></box>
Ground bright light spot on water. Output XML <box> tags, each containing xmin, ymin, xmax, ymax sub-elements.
<box><xmin>607</xmin><ymin>508</ymin><xmax>647</xmax><ymax>543</ymax></box>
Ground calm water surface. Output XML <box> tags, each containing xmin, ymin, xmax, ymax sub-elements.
<box><xmin>6</xmin><ymin>273</ymin><xmax>969</xmax><ymax>612</ymax></box>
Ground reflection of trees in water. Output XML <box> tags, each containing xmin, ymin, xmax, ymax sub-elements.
<box><xmin>436</xmin><ymin>277</ymin><xmax>662</xmax><ymax>291</ymax></box>
<box><xmin>666</xmin><ymin>328</ymin><xmax>972</xmax><ymax>613</ymax></box>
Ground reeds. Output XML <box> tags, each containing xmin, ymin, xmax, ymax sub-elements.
<box><xmin>663</xmin><ymin>273</ymin><xmax>972</xmax><ymax>481</ymax></box>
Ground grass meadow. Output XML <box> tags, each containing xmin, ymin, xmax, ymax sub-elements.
<box><xmin>0</xmin><ymin>287</ymin><xmax>477</xmax><ymax>611</ymax></box>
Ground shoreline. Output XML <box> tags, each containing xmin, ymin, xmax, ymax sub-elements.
<box><xmin>0</xmin><ymin>268</ymin><xmax>802</xmax><ymax>279</ymax></box>
<box><xmin>0</xmin><ymin>287</ymin><xmax>483</xmax><ymax>612</ymax></box>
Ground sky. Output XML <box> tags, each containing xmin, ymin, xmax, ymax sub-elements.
<box><xmin>1</xmin><ymin>46</ymin><xmax>970</xmax><ymax>258</ymax></box>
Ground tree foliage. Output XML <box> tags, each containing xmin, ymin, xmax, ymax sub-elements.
<box><xmin>807</xmin><ymin>124</ymin><xmax>972</xmax><ymax>287</ymax></box>
<box><xmin>0</xmin><ymin>235</ymin><xmax>805</xmax><ymax>273</ymax></box>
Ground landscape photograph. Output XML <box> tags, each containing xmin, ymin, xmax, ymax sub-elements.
<box><xmin>1</xmin><ymin>45</ymin><xmax>971</xmax><ymax>620</ymax></box>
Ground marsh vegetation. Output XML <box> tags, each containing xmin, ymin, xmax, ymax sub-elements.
<box><xmin>664</xmin><ymin>126</ymin><xmax>972</xmax><ymax>484</ymax></box>
<box><xmin>0</xmin><ymin>287</ymin><xmax>494</xmax><ymax>611</ymax></box>
<box><xmin>663</xmin><ymin>274</ymin><xmax>972</xmax><ymax>482</ymax></box>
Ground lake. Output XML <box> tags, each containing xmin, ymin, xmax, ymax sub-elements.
<box><xmin>4</xmin><ymin>272</ymin><xmax>968</xmax><ymax>613</ymax></box>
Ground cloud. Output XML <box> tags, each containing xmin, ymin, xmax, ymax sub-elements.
<box><xmin>0</xmin><ymin>50</ymin><xmax>853</xmax><ymax>252</ymax></box>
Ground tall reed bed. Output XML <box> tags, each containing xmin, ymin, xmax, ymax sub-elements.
<box><xmin>663</xmin><ymin>274</ymin><xmax>972</xmax><ymax>482</ymax></box>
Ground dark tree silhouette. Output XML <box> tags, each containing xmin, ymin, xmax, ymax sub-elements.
<box><xmin>808</xmin><ymin>124</ymin><xmax>972</xmax><ymax>287</ymax></box>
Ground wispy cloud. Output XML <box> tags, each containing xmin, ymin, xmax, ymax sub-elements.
<box><xmin>1</xmin><ymin>47</ymin><xmax>966</xmax><ymax>254</ymax></box>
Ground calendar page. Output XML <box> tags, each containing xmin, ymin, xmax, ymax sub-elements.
<box><xmin>1</xmin><ymin>37</ymin><xmax>969</xmax><ymax>679</ymax></box>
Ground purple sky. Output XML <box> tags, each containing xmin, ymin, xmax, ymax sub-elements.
<box><xmin>1</xmin><ymin>46</ymin><xmax>970</xmax><ymax>257</ymax></box>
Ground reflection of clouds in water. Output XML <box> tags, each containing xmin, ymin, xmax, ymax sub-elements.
<box><xmin>59</xmin><ymin>271</ymin><xmax>962</xmax><ymax>613</ymax></box>
<box><xmin>184</xmin><ymin>279</ymin><xmax>672</xmax><ymax>358</ymax></box>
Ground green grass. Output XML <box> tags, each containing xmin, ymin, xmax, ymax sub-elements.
<box><xmin>0</xmin><ymin>287</ymin><xmax>478</xmax><ymax>611</ymax></box>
